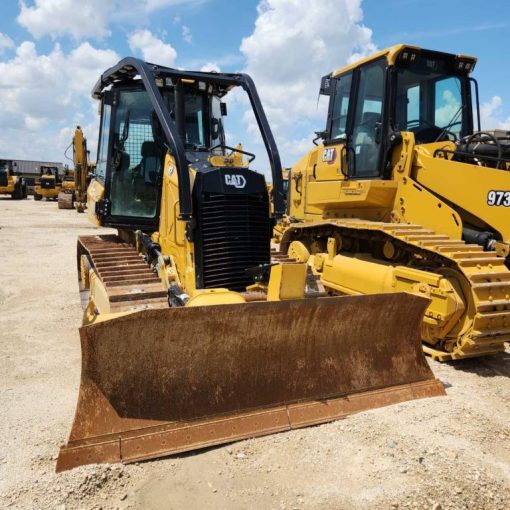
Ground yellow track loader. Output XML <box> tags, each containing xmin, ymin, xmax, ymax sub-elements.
<box><xmin>279</xmin><ymin>44</ymin><xmax>510</xmax><ymax>362</ymax></box>
<box><xmin>0</xmin><ymin>159</ymin><xmax>27</xmax><ymax>199</ymax></box>
<box><xmin>56</xmin><ymin>58</ymin><xmax>444</xmax><ymax>472</ymax></box>
<box><xmin>34</xmin><ymin>165</ymin><xmax>62</xmax><ymax>201</ymax></box>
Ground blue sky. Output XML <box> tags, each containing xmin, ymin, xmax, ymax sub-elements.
<box><xmin>0</xmin><ymin>0</ymin><xmax>509</xmax><ymax>176</ymax></box>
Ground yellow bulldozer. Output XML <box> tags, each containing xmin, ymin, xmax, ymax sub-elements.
<box><xmin>34</xmin><ymin>165</ymin><xmax>62</xmax><ymax>201</ymax></box>
<box><xmin>56</xmin><ymin>58</ymin><xmax>444</xmax><ymax>472</ymax></box>
<box><xmin>59</xmin><ymin>126</ymin><xmax>95</xmax><ymax>211</ymax></box>
<box><xmin>278</xmin><ymin>44</ymin><xmax>510</xmax><ymax>362</ymax></box>
<box><xmin>0</xmin><ymin>159</ymin><xmax>27</xmax><ymax>199</ymax></box>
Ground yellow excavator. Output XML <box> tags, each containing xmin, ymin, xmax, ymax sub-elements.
<box><xmin>60</xmin><ymin>126</ymin><xmax>94</xmax><ymax>212</ymax></box>
<box><xmin>56</xmin><ymin>58</ymin><xmax>444</xmax><ymax>472</ymax></box>
<box><xmin>57</xmin><ymin>167</ymin><xmax>76</xmax><ymax>209</ymax></box>
<box><xmin>0</xmin><ymin>159</ymin><xmax>27</xmax><ymax>199</ymax></box>
<box><xmin>279</xmin><ymin>44</ymin><xmax>510</xmax><ymax>362</ymax></box>
<box><xmin>34</xmin><ymin>165</ymin><xmax>62</xmax><ymax>201</ymax></box>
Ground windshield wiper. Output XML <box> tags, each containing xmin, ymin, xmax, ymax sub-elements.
<box><xmin>434</xmin><ymin>105</ymin><xmax>464</xmax><ymax>142</ymax></box>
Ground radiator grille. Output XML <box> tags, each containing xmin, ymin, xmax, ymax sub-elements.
<box><xmin>197</xmin><ymin>192</ymin><xmax>270</xmax><ymax>291</ymax></box>
<box><xmin>0</xmin><ymin>171</ymin><xmax>8</xmax><ymax>187</ymax></box>
<box><xmin>40</xmin><ymin>177</ymin><xmax>56</xmax><ymax>189</ymax></box>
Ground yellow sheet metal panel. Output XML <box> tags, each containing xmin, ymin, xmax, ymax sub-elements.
<box><xmin>414</xmin><ymin>149</ymin><xmax>510</xmax><ymax>243</ymax></box>
<box><xmin>267</xmin><ymin>263</ymin><xmax>307</xmax><ymax>301</ymax></box>
<box><xmin>393</xmin><ymin>176</ymin><xmax>462</xmax><ymax>239</ymax></box>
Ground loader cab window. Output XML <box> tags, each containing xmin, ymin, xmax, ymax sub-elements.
<box><xmin>349</xmin><ymin>60</ymin><xmax>386</xmax><ymax>178</ymax></box>
<box><xmin>330</xmin><ymin>73</ymin><xmax>352</xmax><ymax>140</ymax></box>
<box><xmin>434</xmin><ymin>77</ymin><xmax>463</xmax><ymax>137</ymax></box>
<box><xmin>109</xmin><ymin>89</ymin><xmax>162</xmax><ymax>219</ymax></box>
<box><xmin>395</xmin><ymin>56</ymin><xmax>470</xmax><ymax>144</ymax></box>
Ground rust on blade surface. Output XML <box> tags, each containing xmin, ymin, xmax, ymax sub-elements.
<box><xmin>57</xmin><ymin>293</ymin><xmax>445</xmax><ymax>472</ymax></box>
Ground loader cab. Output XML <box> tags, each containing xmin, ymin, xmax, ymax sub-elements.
<box><xmin>0</xmin><ymin>160</ymin><xmax>15</xmax><ymax>175</ymax></box>
<box><xmin>38</xmin><ymin>166</ymin><xmax>61</xmax><ymax>186</ymax></box>
<box><xmin>40</xmin><ymin>166</ymin><xmax>59</xmax><ymax>177</ymax></box>
<box><xmin>320</xmin><ymin>46</ymin><xmax>476</xmax><ymax>180</ymax></box>
<box><xmin>0</xmin><ymin>160</ymin><xmax>14</xmax><ymax>188</ymax></box>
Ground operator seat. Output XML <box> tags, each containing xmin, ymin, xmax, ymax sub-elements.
<box><xmin>355</xmin><ymin>111</ymin><xmax>381</xmax><ymax>175</ymax></box>
<box><xmin>140</xmin><ymin>141</ymin><xmax>162</xmax><ymax>185</ymax></box>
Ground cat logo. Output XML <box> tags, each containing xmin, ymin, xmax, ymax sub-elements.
<box><xmin>225</xmin><ymin>174</ymin><xmax>247</xmax><ymax>189</ymax></box>
<box><xmin>322</xmin><ymin>148</ymin><xmax>337</xmax><ymax>165</ymax></box>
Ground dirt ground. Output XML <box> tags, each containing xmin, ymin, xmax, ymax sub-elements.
<box><xmin>1</xmin><ymin>197</ymin><xmax>509</xmax><ymax>510</ymax></box>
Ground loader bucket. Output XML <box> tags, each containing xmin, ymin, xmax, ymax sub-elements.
<box><xmin>57</xmin><ymin>293</ymin><xmax>444</xmax><ymax>472</ymax></box>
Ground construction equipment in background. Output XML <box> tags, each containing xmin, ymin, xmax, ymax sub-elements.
<box><xmin>0</xmin><ymin>159</ymin><xmax>27</xmax><ymax>199</ymax></box>
<box><xmin>34</xmin><ymin>165</ymin><xmax>62</xmax><ymax>201</ymax></box>
<box><xmin>57</xmin><ymin>167</ymin><xmax>76</xmax><ymax>209</ymax></box>
<box><xmin>56</xmin><ymin>58</ymin><xmax>444</xmax><ymax>472</ymax></box>
<box><xmin>64</xmin><ymin>126</ymin><xmax>95</xmax><ymax>212</ymax></box>
<box><xmin>280</xmin><ymin>44</ymin><xmax>510</xmax><ymax>362</ymax></box>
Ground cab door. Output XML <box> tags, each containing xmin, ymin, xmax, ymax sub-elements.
<box><xmin>97</xmin><ymin>87</ymin><xmax>164</xmax><ymax>231</ymax></box>
<box><xmin>304</xmin><ymin>72</ymin><xmax>353</xmax><ymax>214</ymax></box>
<box><xmin>316</xmin><ymin>72</ymin><xmax>352</xmax><ymax>181</ymax></box>
<box><xmin>347</xmin><ymin>59</ymin><xmax>387</xmax><ymax>179</ymax></box>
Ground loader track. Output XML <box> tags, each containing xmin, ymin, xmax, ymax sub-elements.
<box><xmin>78</xmin><ymin>235</ymin><xmax>168</xmax><ymax>314</ymax></box>
<box><xmin>282</xmin><ymin>220</ymin><xmax>510</xmax><ymax>361</ymax></box>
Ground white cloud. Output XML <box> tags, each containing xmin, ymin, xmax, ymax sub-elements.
<box><xmin>0</xmin><ymin>32</ymin><xmax>15</xmax><ymax>54</ymax></box>
<box><xmin>182</xmin><ymin>25</ymin><xmax>192</xmax><ymax>43</ymax></box>
<box><xmin>435</xmin><ymin>89</ymin><xmax>461</xmax><ymax>127</ymax></box>
<box><xmin>128</xmin><ymin>29</ymin><xmax>177</xmax><ymax>66</ymax></box>
<box><xmin>0</xmin><ymin>40</ymin><xmax>119</xmax><ymax>160</ymax></box>
<box><xmin>145</xmin><ymin>0</ymin><xmax>208</xmax><ymax>11</ymax></box>
<box><xmin>18</xmin><ymin>0</ymin><xmax>116</xmax><ymax>40</ymax></box>
<box><xmin>200</xmin><ymin>62</ymin><xmax>221</xmax><ymax>72</ymax></box>
<box><xmin>240</xmin><ymin>0</ymin><xmax>376</xmax><ymax>168</ymax></box>
<box><xmin>17</xmin><ymin>0</ymin><xmax>209</xmax><ymax>40</ymax></box>
<box><xmin>480</xmin><ymin>96</ymin><xmax>510</xmax><ymax>130</ymax></box>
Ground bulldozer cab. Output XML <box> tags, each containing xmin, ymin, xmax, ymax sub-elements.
<box><xmin>316</xmin><ymin>46</ymin><xmax>477</xmax><ymax>181</ymax></box>
<box><xmin>91</xmin><ymin>60</ymin><xmax>285</xmax><ymax>232</ymax></box>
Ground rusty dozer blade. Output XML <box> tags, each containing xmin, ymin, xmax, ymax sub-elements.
<box><xmin>57</xmin><ymin>293</ymin><xmax>444</xmax><ymax>472</ymax></box>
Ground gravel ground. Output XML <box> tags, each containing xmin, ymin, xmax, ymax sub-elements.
<box><xmin>0</xmin><ymin>197</ymin><xmax>509</xmax><ymax>510</ymax></box>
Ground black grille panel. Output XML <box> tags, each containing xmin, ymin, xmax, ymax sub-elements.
<box><xmin>0</xmin><ymin>171</ymin><xmax>8</xmax><ymax>187</ymax></box>
<box><xmin>40</xmin><ymin>177</ymin><xmax>56</xmax><ymax>189</ymax></box>
<box><xmin>197</xmin><ymin>193</ymin><xmax>270</xmax><ymax>291</ymax></box>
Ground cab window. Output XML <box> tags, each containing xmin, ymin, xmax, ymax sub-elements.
<box><xmin>350</xmin><ymin>60</ymin><xmax>385</xmax><ymax>177</ymax></box>
<box><xmin>95</xmin><ymin>104</ymin><xmax>111</xmax><ymax>182</ymax></box>
<box><xmin>330</xmin><ymin>73</ymin><xmax>352</xmax><ymax>140</ymax></box>
<box><xmin>110</xmin><ymin>89</ymin><xmax>161</xmax><ymax>219</ymax></box>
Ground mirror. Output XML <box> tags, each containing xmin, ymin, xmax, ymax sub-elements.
<box><xmin>320</xmin><ymin>75</ymin><xmax>333</xmax><ymax>96</ymax></box>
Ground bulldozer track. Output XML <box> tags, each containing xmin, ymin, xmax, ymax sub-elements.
<box><xmin>283</xmin><ymin>220</ymin><xmax>510</xmax><ymax>361</ymax></box>
<box><xmin>78</xmin><ymin>235</ymin><xmax>169</xmax><ymax>314</ymax></box>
